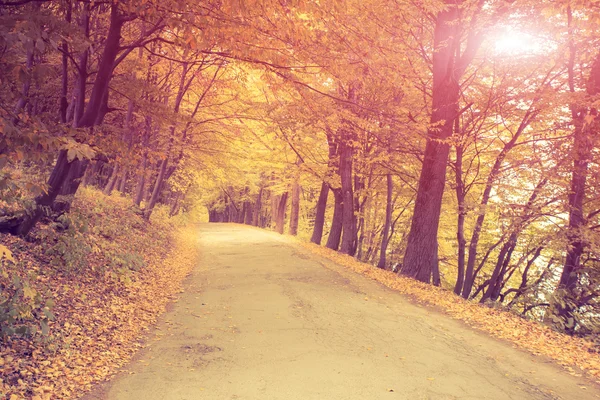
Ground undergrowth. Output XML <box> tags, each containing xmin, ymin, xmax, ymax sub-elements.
<box><xmin>0</xmin><ymin>187</ymin><xmax>199</xmax><ymax>399</ymax></box>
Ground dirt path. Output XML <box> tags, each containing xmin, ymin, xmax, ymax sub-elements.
<box><xmin>84</xmin><ymin>224</ymin><xmax>600</xmax><ymax>400</ymax></box>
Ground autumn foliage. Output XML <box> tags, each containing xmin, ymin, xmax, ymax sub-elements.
<box><xmin>1</xmin><ymin>0</ymin><xmax>600</xmax><ymax>395</ymax></box>
<box><xmin>0</xmin><ymin>188</ymin><xmax>198</xmax><ymax>399</ymax></box>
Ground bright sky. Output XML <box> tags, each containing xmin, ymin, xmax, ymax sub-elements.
<box><xmin>493</xmin><ymin>28</ymin><xmax>542</xmax><ymax>55</ymax></box>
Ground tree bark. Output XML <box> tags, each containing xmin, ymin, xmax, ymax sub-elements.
<box><xmin>243</xmin><ymin>201</ymin><xmax>253</xmax><ymax>225</ymax></box>
<box><xmin>378</xmin><ymin>173</ymin><xmax>393</xmax><ymax>269</ymax></box>
<box><xmin>252</xmin><ymin>187</ymin><xmax>263</xmax><ymax>226</ymax></box>
<box><xmin>326</xmin><ymin>189</ymin><xmax>343</xmax><ymax>250</ymax></box>
<box><xmin>454</xmin><ymin>144</ymin><xmax>467</xmax><ymax>294</ymax></box>
<box><xmin>15</xmin><ymin>150</ymin><xmax>73</xmax><ymax>236</ymax></box>
<box><xmin>400</xmin><ymin>5</ymin><xmax>461</xmax><ymax>283</ymax></box>
<box><xmin>554</xmin><ymin>47</ymin><xmax>600</xmax><ymax>332</ymax></box>
<box><xmin>144</xmin><ymin>157</ymin><xmax>168</xmax><ymax>220</ymax></box>
<box><xmin>289</xmin><ymin>172</ymin><xmax>301</xmax><ymax>236</ymax></box>
<box><xmin>77</xmin><ymin>4</ymin><xmax>124</xmax><ymax>127</ymax></box>
<box><xmin>60</xmin><ymin>1</ymin><xmax>72</xmax><ymax>123</ymax></box>
<box><xmin>73</xmin><ymin>2</ymin><xmax>90</xmax><ymax>125</ymax></box>
<box><xmin>275</xmin><ymin>192</ymin><xmax>288</xmax><ymax>234</ymax></box>
<box><xmin>103</xmin><ymin>163</ymin><xmax>120</xmax><ymax>195</ymax></box>
<box><xmin>134</xmin><ymin>153</ymin><xmax>147</xmax><ymax>207</ymax></box>
<box><xmin>339</xmin><ymin>138</ymin><xmax>355</xmax><ymax>255</ymax></box>
<box><xmin>311</xmin><ymin>133</ymin><xmax>338</xmax><ymax>244</ymax></box>
<box><xmin>480</xmin><ymin>234</ymin><xmax>516</xmax><ymax>303</ymax></box>
<box><xmin>310</xmin><ymin>181</ymin><xmax>329</xmax><ymax>244</ymax></box>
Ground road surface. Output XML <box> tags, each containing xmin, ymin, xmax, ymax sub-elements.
<box><xmin>84</xmin><ymin>223</ymin><xmax>600</xmax><ymax>400</ymax></box>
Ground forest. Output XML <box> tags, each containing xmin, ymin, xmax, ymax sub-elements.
<box><xmin>1</xmin><ymin>0</ymin><xmax>599</xmax><ymax>346</ymax></box>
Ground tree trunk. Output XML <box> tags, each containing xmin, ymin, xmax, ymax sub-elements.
<box><xmin>275</xmin><ymin>192</ymin><xmax>288</xmax><ymax>234</ymax></box>
<box><xmin>461</xmin><ymin>119</ymin><xmax>531</xmax><ymax>298</ymax></box>
<box><xmin>243</xmin><ymin>202</ymin><xmax>252</xmax><ymax>224</ymax></box>
<box><xmin>143</xmin><ymin>157</ymin><xmax>168</xmax><ymax>220</ymax></box>
<box><xmin>15</xmin><ymin>151</ymin><xmax>73</xmax><ymax>236</ymax></box>
<box><xmin>73</xmin><ymin>2</ymin><xmax>90</xmax><ymax>126</ymax></box>
<box><xmin>77</xmin><ymin>5</ymin><xmax>124</xmax><ymax>127</ymax></box>
<box><xmin>378</xmin><ymin>173</ymin><xmax>393</xmax><ymax>269</ymax></box>
<box><xmin>60</xmin><ymin>1</ymin><xmax>72</xmax><ymax>123</ymax></box>
<box><xmin>339</xmin><ymin>139</ymin><xmax>355</xmax><ymax>255</ymax></box>
<box><xmin>326</xmin><ymin>189</ymin><xmax>343</xmax><ymax>250</ymax></box>
<box><xmin>103</xmin><ymin>163</ymin><xmax>119</xmax><ymax>195</ymax></box>
<box><xmin>310</xmin><ymin>182</ymin><xmax>329</xmax><ymax>244</ymax></box>
<box><xmin>289</xmin><ymin>174</ymin><xmax>301</xmax><ymax>236</ymax></box>
<box><xmin>400</xmin><ymin>5</ymin><xmax>461</xmax><ymax>283</ymax></box>
<box><xmin>12</xmin><ymin>11</ymin><xmax>37</xmax><ymax>125</ymax></box>
<box><xmin>252</xmin><ymin>187</ymin><xmax>263</xmax><ymax>226</ymax></box>
<box><xmin>454</xmin><ymin>144</ymin><xmax>467</xmax><ymax>294</ymax></box>
<box><xmin>118</xmin><ymin>167</ymin><xmax>128</xmax><ymax>193</ymax></box>
<box><xmin>554</xmin><ymin>48</ymin><xmax>600</xmax><ymax>332</ymax></box>
<box><xmin>480</xmin><ymin>234</ymin><xmax>517</xmax><ymax>303</ymax></box>
<box><xmin>134</xmin><ymin>154</ymin><xmax>147</xmax><ymax>206</ymax></box>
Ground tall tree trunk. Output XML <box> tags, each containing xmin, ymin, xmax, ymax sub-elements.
<box><xmin>60</xmin><ymin>1</ymin><xmax>72</xmax><ymax>123</ymax></box>
<box><xmin>554</xmin><ymin>42</ymin><xmax>600</xmax><ymax>331</ymax></box>
<box><xmin>143</xmin><ymin>56</ymin><xmax>192</xmax><ymax>219</ymax></box>
<box><xmin>73</xmin><ymin>2</ymin><xmax>90</xmax><ymax>125</ymax></box>
<box><xmin>339</xmin><ymin>139</ymin><xmax>355</xmax><ymax>255</ymax></box>
<box><xmin>103</xmin><ymin>164</ymin><xmax>119</xmax><ymax>195</ymax></box>
<box><xmin>144</xmin><ymin>157</ymin><xmax>168</xmax><ymax>220</ymax></box>
<box><xmin>118</xmin><ymin>168</ymin><xmax>128</xmax><ymax>193</ymax></box>
<box><xmin>77</xmin><ymin>5</ymin><xmax>124</xmax><ymax>127</ymax></box>
<box><xmin>461</xmin><ymin>112</ymin><xmax>534</xmax><ymax>298</ymax></box>
<box><xmin>244</xmin><ymin>201</ymin><xmax>253</xmax><ymax>225</ymax></box>
<box><xmin>252</xmin><ymin>187</ymin><xmax>263</xmax><ymax>226</ymax></box>
<box><xmin>401</xmin><ymin>0</ymin><xmax>493</xmax><ymax>283</ymax></box>
<box><xmin>400</xmin><ymin>5</ymin><xmax>461</xmax><ymax>283</ymax></box>
<box><xmin>275</xmin><ymin>192</ymin><xmax>289</xmax><ymax>234</ymax></box>
<box><xmin>289</xmin><ymin>171</ymin><xmax>301</xmax><ymax>236</ymax></box>
<box><xmin>12</xmin><ymin>48</ymin><xmax>34</xmax><ymax>124</ymax></box>
<box><xmin>134</xmin><ymin>153</ymin><xmax>147</xmax><ymax>206</ymax></box>
<box><xmin>326</xmin><ymin>189</ymin><xmax>343</xmax><ymax>250</ymax></box>
<box><xmin>311</xmin><ymin>133</ymin><xmax>338</xmax><ymax>244</ymax></box>
<box><xmin>454</xmin><ymin>144</ymin><xmax>467</xmax><ymax>294</ymax></box>
<box><xmin>310</xmin><ymin>182</ymin><xmax>329</xmax><ymax>244</ymax></box>
<box><xmin>378</xmin><ymin>173</ymin><xmax>393</xmax><ymax>269</ymax></box>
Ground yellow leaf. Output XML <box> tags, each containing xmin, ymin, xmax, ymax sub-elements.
<box><xmin>0</xmin><ymin>244</ymin><xmax>15</xmax><ymax>263</ymax></box>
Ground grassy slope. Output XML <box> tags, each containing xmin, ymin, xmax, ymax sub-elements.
<box><xmin>0</xmin><ymin>188</ymin><xmax>200</xmax><ymax>400</ymax></box>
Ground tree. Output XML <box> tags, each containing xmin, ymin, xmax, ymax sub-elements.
<box><xmin>401</xmin><ymin>1</ymin><xmax>509</xmax><ymax>283</ymax></box>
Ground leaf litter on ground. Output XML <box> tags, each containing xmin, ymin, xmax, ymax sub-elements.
<box><xmin>0</xmin><ymin>189</ymin><xmax>200</xmax><ymax>399</ymax></box>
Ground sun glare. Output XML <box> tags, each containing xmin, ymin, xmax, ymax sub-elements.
<box><xmin>494</xmin><ymin>29</ymin><xmax>540</xmax><ymax>56</ymax></box>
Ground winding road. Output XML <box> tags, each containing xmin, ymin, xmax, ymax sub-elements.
<box><xmin>83</xmin><ymin>224</ymin><xmax>600</xmax><ymax>400</ymax></box>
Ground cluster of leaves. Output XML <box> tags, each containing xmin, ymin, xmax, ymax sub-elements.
<box><xmin>0</xmin><ymin>188</ymin><xmax>199</xmax><ymax>399</ymax></box>
<box><xmin>0</xmin><ymin>246</ymin><xmax>54</xmax><ymax>339</ymax></box>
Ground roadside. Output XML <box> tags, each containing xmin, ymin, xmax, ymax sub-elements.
<box><xmin>0</xmin><ymin>189</ymin><xmax>200</xmax><ymax>400</ymax></box>
<box><xmin>301</xmin><ymin>241</ymin><xmax>600</xmax><ymax>385</ymax></box>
